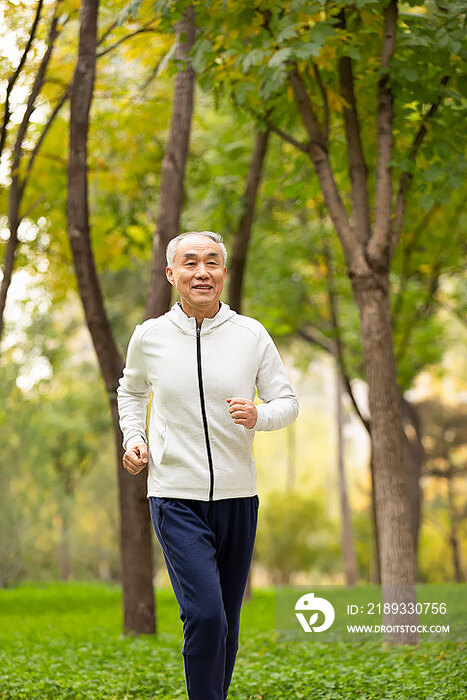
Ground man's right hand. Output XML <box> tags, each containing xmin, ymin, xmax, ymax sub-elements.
<box><xmin>123</xmin><ymin>443</ymin><xmax>148</xmax><ymax>475</ymax></box>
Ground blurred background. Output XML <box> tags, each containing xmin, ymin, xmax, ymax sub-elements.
<box><xmin>1</xmin><ymin>0</ymin><xmax>466</xmax><ymax>599</ymax></box>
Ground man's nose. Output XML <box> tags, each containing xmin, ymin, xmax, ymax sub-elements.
<box><xmin>195</xmin><ymin>264</ymin><xmax>209</xmax><ymax>277</ymax></box>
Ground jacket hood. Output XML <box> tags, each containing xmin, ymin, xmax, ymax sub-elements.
<box><xmin>165</xmin><ymin>301</ymin><xmax>237</xmax><ymax>335</ymax></box>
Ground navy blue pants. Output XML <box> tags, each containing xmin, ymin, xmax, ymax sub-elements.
<box><xmin>149</xmin><ymin>495</ymin><xmax>259</xmax><ymax>700</ymax></box>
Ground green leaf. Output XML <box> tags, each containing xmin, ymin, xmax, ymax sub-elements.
<box><xmin>241</xmin><ymin>48</ymin><xmax>266</xmax><ymax>73</ymax></box>
<box><xmin>268</xmin><ymin>48</ymin><xmax>291</xmax><ymax>69</ymax></box>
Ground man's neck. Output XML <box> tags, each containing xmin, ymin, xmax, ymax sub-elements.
<box><xmin>179</xmin><ymin>301</ymin><xmax>221</xmax><ymax>327</ymax></box>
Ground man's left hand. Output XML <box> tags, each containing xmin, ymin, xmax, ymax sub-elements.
<box><xmin>227</xmin><ymin>397</ymin><xmax>258</xmax><ymax>429</ymax></box>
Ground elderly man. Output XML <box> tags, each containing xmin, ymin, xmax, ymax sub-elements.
<box><xmin>117</xmin><ymin>231</ymin><xmax>299</xmax><ymax>700</ymax></box>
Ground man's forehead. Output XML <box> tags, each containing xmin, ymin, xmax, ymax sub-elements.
<box><xmin>182</xmin><ymin>249</ymin><xmax>221</xmax><ymax>258</ymax></box>
<box><xmin>177</xmin><ymin>236</ymin><xmax>222</xmax><ymax>257</ymax></box>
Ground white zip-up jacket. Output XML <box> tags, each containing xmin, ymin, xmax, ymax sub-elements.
<box><xmin>117</xmin><ymin>302</ymin><xmax>299</xmax><ymax>501</ymax></box>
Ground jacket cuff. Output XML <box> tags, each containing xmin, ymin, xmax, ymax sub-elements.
<box><xmin>250</xmin><ymin>404</ymin><xmax>266</xmax><ymax>431</ymax></box>
<box><xmin>125</xmin><ymin>434</ymin><xmax>147</xmax><ymax>451</ymax></box>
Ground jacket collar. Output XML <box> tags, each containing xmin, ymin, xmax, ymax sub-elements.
<box><xmin>166</xmin><ymin>301</ymin><xmax>236</xmax><ymax>335</ymax></box>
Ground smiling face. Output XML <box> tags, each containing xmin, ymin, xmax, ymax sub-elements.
<box><xmin>166</xmin><ymin>234</ymin><xmax>227</xmax><ymax>320</ymax></box>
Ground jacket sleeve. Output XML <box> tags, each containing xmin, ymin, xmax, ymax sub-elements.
<box><xmin>252</xmin><ymin>325</ymin><xmax>299</xmax><ymax>431</ymax></box>
<box><xmin>116</xmin><ymin>324</ymin><xmax>152</xmax><ymax>450</ymax></box>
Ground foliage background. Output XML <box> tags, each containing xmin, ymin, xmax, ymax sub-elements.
<box><xmin>0</xmin><ymin>0</ymin><xmax>466</xmax><ymax>595</ymax></box>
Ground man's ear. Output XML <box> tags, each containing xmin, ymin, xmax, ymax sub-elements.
<box><xmin>166</xmin><ymin>266</ymin><xmax>174</xmax><ymax>286</ymax></box>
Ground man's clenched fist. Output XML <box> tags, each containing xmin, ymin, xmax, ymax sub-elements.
<box><xmin>226</xmin><ymin>397</ymin><xmax>258</xmax><ymax>429</ymax></box>
<box><xmin>123</xmin><ymin>442</ymin><xmax>148</xmax><ymax>475</ymax></box>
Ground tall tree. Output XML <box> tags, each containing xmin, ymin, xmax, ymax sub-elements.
<box><xmin>191</xmin><ymin>0</ymin><xmax>466</xmax><ymax>640</ymax></box>
<box><xmin>287</xmin><ymin>5</ymin><xmax>419</xmax><ymax>639</ymax></box>
<box><xmin>67</xmin><ymin>0</ymin><xmax>155</xmax><ymax>634</ymax></box>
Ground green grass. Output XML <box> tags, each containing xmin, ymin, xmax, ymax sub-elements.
<box><xmin>0</xmin><ymin>582</ymin><xmax>465</xmax><ymax>699</ymax></box>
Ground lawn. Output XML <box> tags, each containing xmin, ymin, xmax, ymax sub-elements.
<box><xmin>0</xmin><ymin>582</ymin><xmax>464</xmax><ymax>699</ymax></box>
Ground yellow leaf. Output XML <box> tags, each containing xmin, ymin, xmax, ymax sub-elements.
<box><xmin>319</xmin><ymin>44</ymin><xmax>336</xmax><ymax>71</ymax></box>
<box><xmin>327</xmin><ymin>88</ymin><xmax>346</xmax><ymax>112</ymax></box>
<box><xmin>360</xmin><ymin>10</ymin><xmax>374</xmax><ymax>26</ymax></box>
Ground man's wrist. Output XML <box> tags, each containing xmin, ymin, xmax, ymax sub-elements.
<box><xmin>125</xmin><ymin>435</ymin><xmax>147</xmax><ymax>450</ymax></box>
<box><xmin>250</xmin><ymin>404</ymin><xmax>264</xmax><ymax>431</ymax></box>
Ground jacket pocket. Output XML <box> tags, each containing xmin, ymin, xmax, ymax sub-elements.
<box><xmin>150</xmin><ymin>425</ymin><xmax>167</xmax><ymax>466</ymax></box>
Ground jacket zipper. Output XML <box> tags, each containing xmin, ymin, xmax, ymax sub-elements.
<box><xmin>196</xmin><ymin>324</ymin><xmax>214</xmax><ymax>500</ymax></box>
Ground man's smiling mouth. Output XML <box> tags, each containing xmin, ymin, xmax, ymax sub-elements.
<box><xmin>193</xmin><ymin>284</ymin><xmax>212</xmax><ymax>289</ymax></box>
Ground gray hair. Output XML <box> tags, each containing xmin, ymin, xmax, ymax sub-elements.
<box><xmin>166</xmin><ymin>231</ymin><xmax>228</xmax><ymax>268</ymax></box>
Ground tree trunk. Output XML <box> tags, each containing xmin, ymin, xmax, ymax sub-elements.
<box><xmin>67</xmin><ymin>0</ymin><xmax>155</xmax><ymax>634</ymax></box>
<box><xmin>335</xmin><ymin>368</ymin><xmax>358</xmax><ymax>586</ymax></box>
<box><xmin>352</xmin><ymin>272</ymin><xmax>417</xmax><ymax>642</ymax></box>
<box><xmin>145</xmin><ymin>5</ymin><xmax>196</xmax><ymax>320</ymax></box>
<box><xmin>400</xmin><ymin>395</ymin><xmax>424</xmax><ymax>563</ymax></box>
<box><xmin>228</xmin><ymin>128</ymin><xmax>270</xmax><ymax>313</ymax></box>
<box><xmin>368</xmin><ymin>454</ymin><xmax>381</xmax><ymax>585</ymax></box>
<box><xmin>110</xmin><ymin>400</ymin><xmax>156</xmax><ymax>632</ymax></box>
<box><xmin>0</xmin><ymin>187</ymin><xmax>20</xmax><ymax>345</ymax></box>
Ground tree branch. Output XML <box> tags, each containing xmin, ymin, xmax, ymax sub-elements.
<box><xmin>390</xmin><ymin>75</ymin><xmax>450</xmax><ymax>258</ymax></box>
<box><xmin>16</xmin><ymin>11</ymin><xmax>160</xmax><ymax>200</ymax></box>
<box><xmin>425</xmin><ymin>466</ymin><xmax>467</xmax><ymax>478</ymax></box>
<box><xmin>393</xmin><ymin>193</ymin><xmax>465</xmax><ymax>352</ymax></box>
<box><xmin>298</xmin><ymin>325</ymin><xmax>370</xmax><ymax>433</ymax></box>
<box><xmin>395</xmin><ymin>246</ymin><xmax>445</xmax><ymax>365</ymax></box>
<box><xmin>288</xmin><ymin>63</ymin><xmax>366</xmax><ymax>276</ymax></box>
<box><xmin>337</xmin><ymin>11</ymin><xmax>371</xmax><ymax>245</ymax></box>
<box><xmin>0</xmin><ymin>0</ymin><xmax>44</xmax><ymax>159</ymax></box>
<box><xmin>10</xmin><ymin>0</ymin><xmax>63</xmax><ymax>182</ymax></box>
<box><xmin>96</xmin><ymin>25</ymin><xmax>159</xmax><ymax>58</ymax></box>
<box><xmin>97</xmin><ymin>16</ymin><xmax>120</xmax><ymax>46</ymax></box>
<box><xmin>22</xmin><ymin>87</ymin><xmax>70</xmax><ymax>192</ymax></box>
<box><xmin>140</xmin><ymin>58</ymin><xmax>164</xmax><ymax>92</ymax></box>
<box><xmin>288</xmin><ymin>63</ymin><xmax>327</xmax><ymax>150</ymax></box>
<box><xmin>367</xmin><ymin>0</ymin><xmax>398</xmax><ymax>270</ymax></box>
<box><xmin>229</xmin><ymin>127</ymin><xmax>270</xmax><ymax>313</ymax></box>
<box><xmin>297</xmin><ymin>327</ymin><xmax>335</xmax><ymax>355</ymax></box>
<box><xmin>311</xmin><ymin>61</ymin><xmax>329</xmax><ymax>142</ymax></box>
<box><xmin>323</xmin><ymin>239</ymin><xmax>371</xmax><ymax>434</ymax></box>
<box><xmin>144</xmin><ymin>4</ymin><xmax>196</xmax><ymax>319</ymax></box>
<box><xmin>1</xmin><ymin>0</ymin><xmax>63</xmax><ymax>347</ymax></box>
<box><xmin>392</xmin><ymin>200</ymin><xmax>442</xmax><ymax>321</ymax></box>
<box><xmin>245</xmin><ymin>105</ymin><xmax>309</xmax><ymax>153</ymax></box>
<box><xmin>264</xmin><ymin>120</ymin><xmax>309</xmax><ymax>153</ymax></box>
<box><xmin>434</xmin><ymin>299</ymin><xmax>467</xmax><ymax>328</ymax></box>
